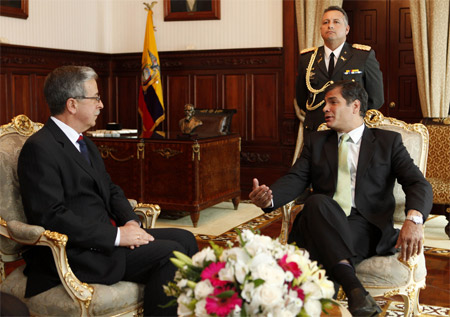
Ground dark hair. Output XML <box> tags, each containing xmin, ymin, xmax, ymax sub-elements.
<box><xmin>324</xmin><ymin>6</ymin><xmax>349</xmax><ymax>25</ymax></box>
<box><xmin>325</xmin><ymin>80</ymin><xmax>369</xmax><ymax>116</ymax></box>
<box><xmin>43</xmin><ymin>66</ymin><xmax>98</xmax><ymax>116</ymax></box>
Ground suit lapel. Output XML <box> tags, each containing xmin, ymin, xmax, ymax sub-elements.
<box><xmin>356</xmin><ymin>126</ymin><xmax>376</xmax><ymax>185</ymax></box>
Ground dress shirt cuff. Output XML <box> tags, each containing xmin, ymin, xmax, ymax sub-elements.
<box><xmin>115</xmin><ymin>228</ymin><xmax>120</xmax><ymax>246</ymax></box>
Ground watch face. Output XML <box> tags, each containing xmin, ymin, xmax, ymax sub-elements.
<box><xmin>407</xmin><ymin>215</ymin><xmax>423</xmax><ymax>224</ymax></box>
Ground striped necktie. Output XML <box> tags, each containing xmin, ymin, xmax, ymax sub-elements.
<box><xmin>333</xmin><ymin>133</ymin><xmax>352</xmax><ymax>216</ymax></box>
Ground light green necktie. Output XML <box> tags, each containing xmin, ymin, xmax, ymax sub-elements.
<box><xmin>333</xmin><ymin>133</ymin><xmax>352</xmax><ymax>216</ymax></box>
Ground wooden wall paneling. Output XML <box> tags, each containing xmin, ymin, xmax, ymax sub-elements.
<box><xmin>11</xmin><ymin>73</ymin><xmax>32</xmax><ymax>119</ymax></box>
<box><xmin>33</xmin><ymin>74</ymin><xmax>50</xmax><ymax>124</ymax></box>
<box><xmin>0</xmin><ymin>73</ymin><xmax>8</xmax><ymax>124</ymax></box>
<box><xmin>164</xmin><ymin>74</ymin><xmax>191</xmax><ymax>133</ymax></box>
<box><xmin>250</xmin><ymin>72</ymin><xmax>279</xmax><ymax>142</ymax></box>
<box><xmin>222</xmin><ymin>73</ymin><xmax>247</xmax><ymax>137</ymax></box>
<box><xmin>112</xmin><ymin>75</ymin><xmax>139</xmax><ymax>130</ymax></box>
<box><xmin>193</xmin><ymin>74</ymin><xmax>219</xmax><ymax>109</ymax></box>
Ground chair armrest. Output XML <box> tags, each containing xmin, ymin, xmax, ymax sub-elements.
<box><xmin>0</xmin><ymin>217</ymin><xmax>94</xmax><ymax>311</ymax></box>
<box><xmin>134</xmin><ymin>203</ymin><xmax>161</xmax><ymax>229</ymax></box>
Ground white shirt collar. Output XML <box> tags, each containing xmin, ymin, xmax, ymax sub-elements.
<box><xmin>337</xmin><ymin>123</ymin><xmax>365</xmax><ymax>144</ymax></box>
<box><xmin>50</xmin><ymin>116</ymin><xmax>82</xmax><ymax>146</ymax></box>
<box><xmin>324</xmin><ymin>42</ymin><xmax>345</xmax><ymax>61</ymax></box>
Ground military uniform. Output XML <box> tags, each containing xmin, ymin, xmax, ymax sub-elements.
<box><xmin>296</xmin><ymin>42</ymin><xmax>384</xmax><ymax>131</ymax></box>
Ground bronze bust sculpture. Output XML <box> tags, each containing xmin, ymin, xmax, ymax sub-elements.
<box><xmin>179</xmin><ymin>104</ymin><xmax>203</xmax><ymax>134</ymax></box>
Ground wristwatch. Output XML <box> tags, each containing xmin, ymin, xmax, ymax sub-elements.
<box><xmin>406</xmin><ymin>215</ymin><xmax>423</xmax><ymax>225</ymax></box>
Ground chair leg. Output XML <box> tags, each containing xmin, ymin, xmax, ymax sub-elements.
<box><xmin>398</xmin><ymin>284</ymin><xmax>422</xmax><ymax>317</ymax></box>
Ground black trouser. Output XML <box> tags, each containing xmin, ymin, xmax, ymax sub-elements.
<box><xmin>288</xmin><ymin>194</ymin><xmax>381</xmax><ymax>270</ymax></box>
<box><xmin>123</xmin><ymin>228</ymin><xmax>198</xmax><ymax>317</ymax></box>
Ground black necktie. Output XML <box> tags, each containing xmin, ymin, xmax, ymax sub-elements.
<box><xmin>77</xmin><ymin>135</ymin><xmax>91</xmax><ymax>164</ymax></box>
<box><xmin>328</xmin><ymin>52</ymin><xmax>335</xmax><ymax>78</ymax></box>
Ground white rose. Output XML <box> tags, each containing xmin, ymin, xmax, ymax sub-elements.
<box><xmin>304</xmin><ymin>298</ymin><xmax>322</xmax><ymax>317</ymax></box>
<box><xmin>177</xmin><ymin>278</ymin><xmax>188</xmax><ymax>289</ymax></box>
<box><xmin>192</xmin><ymin>247</ymin><xmax>216</xmax><ymax>267</ymax></box>
<box><xmin>257</xmin><ymin>283</ymin><xmax>284</xmax><ymax>309</ymax></box>
<box><xmin>241</xmin><ymin>281</ymin><xmax>255</xmax><ymax>302</ymax></box>
<box><xmin>194</xmin><ymin>299</ymin><xmax>208</xmax><ymax>317</ymax></box>
<box><xmin>234</xmin><ymin>260</ymin><xmax>250</xmax><ymax>284</ymax></box>
<box><xmin>194</xmin><ymin>280</ymin><xmax>214</xmax><ymax>300</ymax></box>
<box><xmin>245</xmin><ymin>234</ymin><xmax>273</xmax><ymax>256</ymax></box>
<box><xmin>218</xmin><ymin>264</ymin><xmax>235</xmax><ymax>282</ymax></box>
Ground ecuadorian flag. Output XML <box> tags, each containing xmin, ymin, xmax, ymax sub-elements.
<box><xmin>138</xmin><ymin>7</ymin><xmax>165</xmax><ymax>138</ymax></box>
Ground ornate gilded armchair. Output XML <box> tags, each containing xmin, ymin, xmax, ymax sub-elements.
<box><xmin>0</xmin><ymin>115</ymin><xmax>160</xmax><ymax>316</ymax></box>
<box><xmin>279</xmin><ymin>110</ymin><xmax>429</xmax><ymax>316</ymax></box>
<box><xmin>421</xmin><ymin>118</ymin><xmax>450</xmax><ymax>238</ymax></box>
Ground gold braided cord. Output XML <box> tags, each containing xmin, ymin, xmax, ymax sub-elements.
<box><xmin>305</xmin><ymin>47</ymin><xmax>333</xmax><ymax>111</ymax></box>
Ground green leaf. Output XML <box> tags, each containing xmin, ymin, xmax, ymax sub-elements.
<box><xmin>158</xmin><ymin>298</ymin><xmax>177</xmax><ymax>309</ymax></box>
<box><xmin>253</xmin><ymin>278</ymin><xmax>265</xmax><ymax>287</ymax></box>
<box><xmin>215</xmin><ymin>290</ymin><xmax>236</xmax><ymax>299</ymax></box>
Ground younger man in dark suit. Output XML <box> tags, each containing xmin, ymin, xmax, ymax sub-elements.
<box><xmin>18</xmin><ymin>65</ymin><xmax>198</xmax><ymax>316</ymax></box>
<box><xmin>250</xmin><ymin>80</ymin><xmax>432</xmax><ymax>316</ymax></box>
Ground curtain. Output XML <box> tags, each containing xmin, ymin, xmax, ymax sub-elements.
<box><xmin>410</xmin><ymin>0</ymin><xmax>450</xmax><ymax>118</ymax></box>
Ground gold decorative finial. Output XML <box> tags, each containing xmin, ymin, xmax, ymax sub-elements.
<box><xmin>143</xmin><ymin>2</ymin><xmax>157</xmax><ymax>11</ymax></box>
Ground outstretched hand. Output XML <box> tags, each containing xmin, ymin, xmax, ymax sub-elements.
<box><xmin>119</xmin><ymin>221</ymin><xmax>154</xmax><ymax>250</ymax></box>
<box><xmin>249</xmin><ymin>178</ymin><xmax>273</xmax><ymax>209</ymax></box>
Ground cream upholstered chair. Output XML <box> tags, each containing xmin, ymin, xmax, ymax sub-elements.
<box><xmin>0</xmin><ymin>115</ymin><xmax>160</xmax><ymax>316</ymax></box>
<box><xmin>279</xmin><ymin>110</ymin><xmax>429</xmax><ymax>316</ymax></box>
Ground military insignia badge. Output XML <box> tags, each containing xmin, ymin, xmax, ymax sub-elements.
<box><xmin>344</xmin><ymin>69</ymin><xmax>362</xmax><ymax>75</ymax></box>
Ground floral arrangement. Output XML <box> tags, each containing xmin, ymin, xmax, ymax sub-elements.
<box><xmin>163</xmin><ymin>229</ymin><xmax>336</xmax><ymax>316</ymax></box>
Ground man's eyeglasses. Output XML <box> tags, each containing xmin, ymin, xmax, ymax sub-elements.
<box><xmin>72</xmin><ymin>96</ymin><xmax>101</xmax><ymax>102</ymax></box>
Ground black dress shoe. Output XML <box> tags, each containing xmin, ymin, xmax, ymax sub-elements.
<box><xmin>348</xmin><ymin>288</ymin><xmax>382</xmax><ymax>316</ymax></box>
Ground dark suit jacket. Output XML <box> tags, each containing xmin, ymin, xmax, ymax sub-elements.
<box><xmin>18</xmin><ymin>119</ymin><xmax>140</xmax><ymax>297</ymax></box>
<box><xmin>296</xmin><ymin>43</ymin><xmax>384</xmax><ymax>131</ymax></box>
<box><xmin>268</xmin><ymin>126</ymin><xmax>433</xmax><ymax>255</ymax></box>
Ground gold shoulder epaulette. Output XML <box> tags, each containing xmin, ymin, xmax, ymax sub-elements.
<box><xmin>352</xmin><ymin>44</ymin><xmax>371</xmax><ymax>51</ymax></box>
<box><xmin>300</xmin><ymin>47</ymin><xmax>317</xmax><ymax>54</ymax></box>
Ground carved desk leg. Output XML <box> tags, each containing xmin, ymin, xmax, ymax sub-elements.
<box><xmin>190</xmin><ymin>211</ymin><xmax>200</xmax><ymax>228</ymax></box>
<box><xmin>232</xmin><ymin>196</ymin><xmax>240</xmax><ymax>210</ymax></box>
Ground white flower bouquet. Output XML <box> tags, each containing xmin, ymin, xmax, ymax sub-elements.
<box><xmin>163</xmin><ymin>229</ymin><xmax>336</xmax><ymax>316</ymax></box>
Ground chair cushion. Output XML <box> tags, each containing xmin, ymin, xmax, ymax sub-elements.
<box><xmin>427</xmin><ymin>177</ymin><xmax>450</xmax><ymax>205</ymax></box>
<box><xmin>0</xmin><ymin>265</ymin><xmax>145</xmax><ymax>316</ymax></box>
<box><xmin>355</xmin><ymin>252</ymin><xmax>426</xmax><ymax>288</ymax></box>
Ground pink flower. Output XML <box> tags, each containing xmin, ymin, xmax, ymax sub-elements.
<box><xmin>201</xmin><ymin>261</ymin><xmax>228</xmax><ymax>287</ymax></box>
<box><xmin>278</xmin><ymin>254</ymin><xmax>302</xmax><ymax>278</ymax></box>
<box><xmin>291</xmin><ymin>285</ymin><xmax>305</xmax><ymax>301</ymax></box>
<box><xmin>205</xmin><ymin>287</ymin><xmax>242</xmax><ymax>317</ymax></box>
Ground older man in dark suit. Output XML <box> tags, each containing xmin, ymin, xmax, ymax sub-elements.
<box><xmin>296</xmin><ymin>6</ymin><xmax>384</xmax><ymax>132</ymax></box>
<box><xmin>18</xmin><ymin>65</ymin><xmax>198</xmax><ymax>316</ymax></box>
<box><xmin>250</xmin><ymin>80</ymin><xmax>432</xmax><ymax>316</ymax></box>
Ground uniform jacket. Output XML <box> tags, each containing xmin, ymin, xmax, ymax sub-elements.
<box><xmin>268</xmin><ymin>126</ymin><xmax>433</xmax><ymax>255</ymax></box>
<box><xmin>296</xmin><ymin>42</ymin><xmax>384</xmax><ymax>131</ymax></box>
<box><xmin>18</xmin><ymin>118</ymin><xmax>140</xmax><ymax>297</ymax></box>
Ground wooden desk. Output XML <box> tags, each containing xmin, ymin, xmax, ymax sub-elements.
<box><xmin>92</xmin><ymin>134</ymin><xmax>241</xmax><ymax>227</ymax></box>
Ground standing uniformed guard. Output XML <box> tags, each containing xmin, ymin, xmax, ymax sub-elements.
<box><xmin>296</xmin><ymin>6</ymin><xmax>384</xmax><ymax>133</ymax></box>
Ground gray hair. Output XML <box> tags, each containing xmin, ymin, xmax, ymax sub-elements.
<box><xmin>44</xmin><ymin>65</ymin><xmax>98</xmax><ymax>115</ymax></box>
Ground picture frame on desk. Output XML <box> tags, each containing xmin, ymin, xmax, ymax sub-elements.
<box><xmin>164</xmin><ymin>0</ymin><xmax>220</xmax><ymax>21</ymax></box>
<box><xmin>0</xmin><ymin>0</ymin><xmax>28</xmax><ymax>19</ymax></box>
